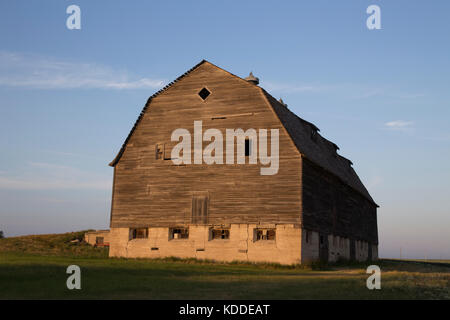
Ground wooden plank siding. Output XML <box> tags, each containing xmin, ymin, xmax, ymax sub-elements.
<box><xmin>110</xmin><ymin>62</ymin><xmax>302</xmax><ymax>228</ymax></box>
<box><xmin>301</xmin><ymin>157</ymin><xmax>378</xmax><ymax>244</ymax></box>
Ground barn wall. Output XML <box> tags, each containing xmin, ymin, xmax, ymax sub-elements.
<box><xmin>110</xmin><ymin>62</ymin><xmax>302</xmax><ymax>228</ymax></box>
<box><xmin>301</xmin><ymin>230</ymin><xmax>352</xmax><ymax>263</ymax></box>
<box><xmin>327</xmin><ymin>234</ymin><xmax>351</xmax><ymax>262</ymax></box>
<box><xmin>371</xmin><ymin>244</ymin><xmax>379</xmax><ymax>260</ymax></box>
<box><xmin>300</xmin><ymin>229</ymin><xmax>375</xmax><ymax>262</ymax></box>
<box><xmin>109</xmin><ymin>224</ymin><xmax>302</xmax><ymax>265</ymax></box>
<box><xmin>300</xmin><ymin>230</ymin><xmax>320</xmax><ymax>262</ymax></box>
<box><xmin>301</xmin><ymin>157</ymin><xmax>378</xmax><ymax>245</ymax></box>
<box><xmin>355</xmin><ymin>239</ymin><xmax>369</xmax><ymax>261</ymax></box>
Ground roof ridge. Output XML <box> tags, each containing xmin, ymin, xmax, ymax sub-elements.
<box><xmin>264</xmin><ymin>93</ymin><xmax>320</xmax><ymax>131</ymax></box>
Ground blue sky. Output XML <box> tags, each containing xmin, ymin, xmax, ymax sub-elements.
<box><xmin>0</xmin><ymin>0</ymin><xmax>449</xmax><ymax>259</ymax></box>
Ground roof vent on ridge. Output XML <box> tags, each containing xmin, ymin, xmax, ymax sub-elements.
<box><xmin>278</xmin><ymin>98</ymin><xmax>288</xmax><ymax>107</ymax></box>
<box><xmin>244</xmin><ymin>72</ymin><xmax>259</xmax><ymax>85</ymax></box>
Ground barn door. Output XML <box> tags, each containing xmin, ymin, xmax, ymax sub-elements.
<box><xmin>191</xmin><ymin>194</ymin><xmax>208</xmax><ymax>224</ymax></box>
<box><xmin>319</xmin><ymin>233</ymin><xmax>329</xmax><ymax>262</ymax></box>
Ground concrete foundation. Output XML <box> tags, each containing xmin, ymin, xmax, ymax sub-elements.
<box><xmin>108</xmin><ymin>225</ymin><xmax>377</xmax><ymax>265</ymax></box>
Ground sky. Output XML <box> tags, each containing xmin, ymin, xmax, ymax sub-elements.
<box><xmin>0</xmin><ymin>0</ymin><xmax>449</xmax><ymax>259</ymax></box>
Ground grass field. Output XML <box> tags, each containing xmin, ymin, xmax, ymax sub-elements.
<box><xmin>0</xmin><ymin>232</ymin><xmax>449</xmax><ymax>299</ymax></box>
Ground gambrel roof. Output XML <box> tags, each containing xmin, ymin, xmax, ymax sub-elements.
<box><xmin>262</xmin><ymin>91</ymin><xmax>376</xmax><ymax>206</ymax></box>
<box><xmin>109</xmin><ymin>60</ymin><xmax>377</xmax><ymax>206</ymax></box>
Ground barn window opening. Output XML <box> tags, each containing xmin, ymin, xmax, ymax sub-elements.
<box><xmin>164</xmin><ymin>143</ymin><xmax>173</xmax><ymax>160</ymax></box>
<box><xmin>255</xmin><ymin>228</ymin><xmax>276</xmax><ymax>241</ymax></box>
<box><xmin>155</xmin><ymin>143</ymin><xmax>164</xmax><ymax>160</ymax></box>
<box><xmin>130</xmin><ymin>228</ymin><xmax>148</xmax><ymax>240</ymax></box>
<box><xmin>211</xmin><ymin>112</ymin><xmax>254</xmax><ymax>120</ymax></box>
<box><xmin>170</xmin><ymin>228</ymin><xmax>189</xmax><ymax>240</ymax></box>
<box><xmin>305</xmin><ymin>230</ymin><xmax>311</xmax><ymax>243</ymax></box>
<box><xmin>245</xmin><ymin>139</ymin><xmax>251</xmax><ymax>157</ymax></box>
<box><xmin>95</xmin><ymin>237</ymin><xmax>104</xmax><ymax>245</ymax></box>
<box><xmin>211</xmin><ymin>228</ymin><xmax>230</xmax><ymax>240</ymax></box>
<box><xmin>320</xmin><ymin>235</ymin><xmax>324</xmax><ymax>245</ymax></box>
<box><xmin>198</xmin><ymin>87</ymin><xmax>211</xmax><ymax>101</ymax></box>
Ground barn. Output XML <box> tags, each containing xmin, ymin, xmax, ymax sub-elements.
<box><xmin>107</xmin><ymin>60</ymin><xmax>378</xmax><ymax>264</ymax></box>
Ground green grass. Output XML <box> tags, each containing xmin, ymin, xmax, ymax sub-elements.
<box><xmin>0</xmin><ymin>232</ymin><xmax>449</xmax><ymax>299</ymax></box>
<box><xmin>0</xmin><ymin>230</ymin><xmax>108</xmax><ymax>258</ymax></box>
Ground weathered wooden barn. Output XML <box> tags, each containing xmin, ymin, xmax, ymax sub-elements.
<box><xmin>108</xmin><ymin>60</ymin><xmax>378</xmax><ymax>264</ymax></box>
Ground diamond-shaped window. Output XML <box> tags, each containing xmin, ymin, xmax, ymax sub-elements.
<box><xmin>198</xmin><ymin>87</ymin><xmax>211</xmax><ymax>101</ymax></box>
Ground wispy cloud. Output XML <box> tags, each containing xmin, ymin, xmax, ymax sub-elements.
<box><xmin>350</xmin><ymin>87</ymin><xmax>425</xmax><ymax>100</ymax></box>
<box><xmin>367</xmin><ymin>175</ymin><xmax>383</xmax><ymax>189</ymax></box>
<box><xmin>261</xmin><ymin>81</ymin><xmax>327</xmax><ymax>93</ymax></box>
<box><xmin>420</xmin><ymin>134</ymin><xmax>450</xmax><ymax>143</ymax></box>
<box><xmin>385</xmin><ymin>120</ymin><xmax>414</xmax><ymax>128</ymax></box>
<box><xmin>261</xmin><ymin>81</ymin><xmax>424</xmax><ymax>102</ymax></box>
<box><xmin>0</xmin><ymin>162</ymin><xmax>110</xmax><ymax>190</ymax></box>
<box><xmin>0</xmin><ymin>51</ymin><xmax>166</xmax><ymax>90</ymax></box>
<box><xmin>0</xmin><ymin>176</ymin><xmax>110</xmax><ymax>191</ymax></box>
<box><xmin>384</xmin><ymin>120</ymin><xmax>415</xmax><ymax>132</ymax></box>
<box><xmin>42</xmin><ymin>149</ymin><xmax>104</xmax><ymax>160</ymax></box>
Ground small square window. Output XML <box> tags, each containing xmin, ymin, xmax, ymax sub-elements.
<box><xmin>130</xmin><ymin>228</ymin><xmax>148</xmax><ymax>239</ymax></box>
<box><xmin>211</xmin><ymin>228</ymin><xmax>230</xmax><ymax>240</ymax></box>
<box><xmin>255</xmin><ymin>228</ymin><xmax>276</xmax><ymax>241</ymax></box>
<box><xmin>170</xmin><ymin>228</ymin><xmax>189</xmax><ymax>240</ymax></box>
<box><xmin>198</xmin><ymin>87</ymin><xmax>210</xmax><ymax>101</ymax></box>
